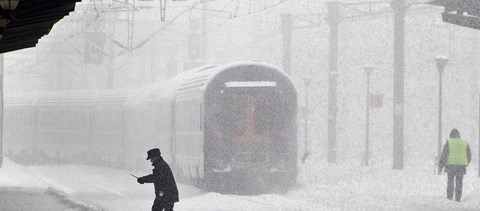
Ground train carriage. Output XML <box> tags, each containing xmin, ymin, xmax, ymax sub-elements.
<box><xmin>4</xmin><ymin>96</ymin><xmax>36</xmax><ymax>162</ymax></box>
<box><xmin>4</xmin><ymin>61</ymin><xmax>297</xmax><ymax>193</ymax></box>
<box><xmin>172</xmin><ymin>62</ymin><xmax>297</xmax><ymax>191</ymax></box>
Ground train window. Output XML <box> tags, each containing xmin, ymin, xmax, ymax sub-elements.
<box><xmin>38</xmin><ymin>108</ymin><xmax>55</xmax><ymax>131</ymax></box>
<box><xmin>176</xmin><ymin>102</ymin><xmax>188</xmax><ymax>132</ymax></box>
<box><xmin>176</xmin><ymin>99</ymin><xmax>200</xmax><ymax>132</ymax></box>
<box><xmin>61</xmin><ymin>108</ymin><xmax>89</xmax><ymax>131</ymax></box>
<box><xmin>7</xmin><ymin>109</ymin><xmax>17</xmax><ymax>133</ymax></box>
<box><xmin>95</xmin><ymin>108</ymin><xmax>122</xmax><ymax>132</ymax></box>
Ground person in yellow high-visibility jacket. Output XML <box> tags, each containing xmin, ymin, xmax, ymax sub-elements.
<box><xmin>438</xmin><ymin>128</ymin><xmax>472</xmax><ymax>202</ymax></box>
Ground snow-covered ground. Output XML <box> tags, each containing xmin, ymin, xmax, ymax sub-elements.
<box><xmin>1</xmin><ymin>155</ymin><xmax>479</xmax><ymax>211</ymax></box>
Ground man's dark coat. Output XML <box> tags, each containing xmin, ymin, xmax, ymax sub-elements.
<box><xmin>140</xmin><ymin>156</ymin><xmax>179</xmax><ymax>203</ymax></box>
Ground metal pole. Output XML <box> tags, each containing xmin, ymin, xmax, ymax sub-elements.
<box><xmin>391</xmin><ymin>0</ymin><xmax>405</xmax><ymax>170</ymax></box>
<box><xmin>127</xmin><ymin>0</ymin><xmax>135</xmax><ymax>51</ymax></box>
<box><xmin>305</xmin><ymin>81</ymin><xmax>309</xmax><ymax>152</ymax></box>
<box><xmin>107</xmin><ymin>10</ymin><xmax>116</xmax><ymax>89</ymax></box>
<box><xmin>437</xmin><ymin>66</ymin><xmax>443</xmax><ymax>175</ymax></box>
<box><xmin>364</xmin><ymin>67</ymin><xmax>373</xmax><ymax>166</ymax></box>
<box><xmin>302</xmin><ymin>78</ymin><xmax>311</xmax><ymax>163</ymax></box>
<box><xmin>201</xmin><ymin>0</ymin><xmax>207</xmax><ymax>63</ymax></box>
<box><xmin>160</xmin><ymin>0</ymin><xmax>166</xmax><ymax>21</ymax></box>
<box><xmin>326</xmin><ymin>1</ymin><xmax>340</xmax><ymax>163</ymax></box>
<box><xmin>281</xmin><ymin>13</ymin><xmax>292</xmax><ymax>75</ymax></box>
<box><xmin>0</xmin><ymin>54</ymin><xmax>3</xmax><ymax>167</ymax></box>
<box><xmin>434</xmin><ymin>56</ymin><xmax>448</xmax><ymax>174</ymax></box>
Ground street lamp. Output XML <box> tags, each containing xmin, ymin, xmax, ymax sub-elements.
<box><xmin>435</xmin><ymin>55</ymin><xmax>448</xmax><ymax>175</ymax></box>
<box><xmin>0</xmin><ymin>0</ymin><xmax>19</xmax><ymax>20</ymax></box>
<box><xmin>363</xmin><ymin>66</ymin><xmax>374</xmax><ymax>167</ymax></box>
<box><xmin>0</xmin><ymin>0</ymin><xmax>19</xmax><ymax>40</ymax></box>
<box><xmin>302</xmin><ymin>77</ymin><xmax>311</xmax><ymax>163</ymax></box>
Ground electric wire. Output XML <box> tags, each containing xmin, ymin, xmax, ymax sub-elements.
<box><xmin>218</xmin><ymin>30</ymin><xmax>280</xmax><ymax>61</ymax></box>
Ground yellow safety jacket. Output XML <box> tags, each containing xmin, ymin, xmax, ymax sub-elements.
<box><xmin>447</xmin><ymin>138</ymin><xmax>468</xmax><ymax>165</ymax></box>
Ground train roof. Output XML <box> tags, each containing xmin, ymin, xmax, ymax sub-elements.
<box><xmin>5</xmin><ymin>89</ymin><xmax>130</xmax><ymax>106</ymax></box>
<box><xmin>124</xmin><ymin>61</ymin><xmax>289</xmax><ymax>105</ymax></box>
<box><xmin>5</xmin><ymin>61</ymin><xmax>292</xmax><ymax>107</ymax></box>
<box><xmin>174</xmin><ymin>61</ymin><xmax>287</xmax><ymax>94</ymax></box>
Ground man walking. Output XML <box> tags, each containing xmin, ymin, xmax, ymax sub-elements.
<box><xmin>438</xmin><ymin>128</ymin><xmax>472</xmax><ymax>202</ymax></box>
<box><xmin>137</xmin><ymin>148</ymin><xmax>179</xmax><ymax>211</ymax></box>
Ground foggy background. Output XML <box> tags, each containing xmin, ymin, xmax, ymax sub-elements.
<box><xmin>3</xmin><ymin>0</ymin><xmax>479</xmax><ymax>172</ymax></box>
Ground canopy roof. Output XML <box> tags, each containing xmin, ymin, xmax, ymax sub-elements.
<box><xmin>428</xmin><ymin>0</ymin><xmax>480</xmax><ymax>30</ymax></box>
<box><xmin>0</xmin><ymin>0</ymin><xmax>81</xmax><ymax>53</ymax></box>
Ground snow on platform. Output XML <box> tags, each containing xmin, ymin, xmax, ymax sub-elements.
<box><xmin>0</xmin><ymin>157</ymin><xmax>479</xmax><ymax>211</ymax></box>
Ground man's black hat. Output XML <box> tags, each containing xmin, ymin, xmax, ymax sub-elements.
<box><xmin>146</xmin><ymin>148</ymin><xmax>161</xmax><ymax>160</ymax></box>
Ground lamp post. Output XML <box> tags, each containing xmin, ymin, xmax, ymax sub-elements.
<box><xmin>435</xmin><ymin>55</ymin><xmax>448</xmax><ymax>175</ymax></box>
<box><xmin>0</xmin><ymin>0</ymin><xmax>19</xmax><ymax>21</ymax></box>
<box><xmin>302</xmin><ymin>77</ymin><xmax>311</xmax><ymax>163</ymax></box>
<box><xmin>0</xmin><ymin>0</ymin><xmax>19</xmax><ymax>40</ymax></box>
<box><xmin>363</xmin><ymin>66</ymin><xmax>374</xmax><ymax>167</ymax></box>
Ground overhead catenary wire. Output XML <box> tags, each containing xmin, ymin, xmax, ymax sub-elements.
<box><xmin>124</xmin><ymin>0</ymin><xmax>290</xmax><ymax>52</ymax></box>
<box><xmin>218</xmin><ymin>30</ymin><xmax>281</xmax><ymax>61</ymax></box>
<box><xmin>204</xmin><ymin>0</ymin><xmax>290</xmax><ymax>32</ymax></box>
<box><xmin>48</xmin><ymin>0</ymin><xmax>290</xmax><ymax>54</ymax></box>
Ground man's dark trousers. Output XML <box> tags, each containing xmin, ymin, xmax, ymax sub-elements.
<box><xmin>447</xmin><ymin>173</ymin><xmax>464</xmax><ymax>201</ymax></box>
<box><xmin>152</xmin><ymin>197</ymin><xmax>174</xmax><ymax>211</ymax></box>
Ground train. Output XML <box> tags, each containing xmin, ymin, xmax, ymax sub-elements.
<box><xmin>4</xmin><ymin>61</ymin><xmax>298</xmax><ymax>192</ymax></box>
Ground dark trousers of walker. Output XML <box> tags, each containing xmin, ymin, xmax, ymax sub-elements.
<box><xmin>447</xmin><ymin>173</ymin><xmax>464</xmax><ymax>201</ymax></box>
<box><xmin>152</xmin><ymin>198</ymin><xmax>174</xmax><ymax>211</ymax></box>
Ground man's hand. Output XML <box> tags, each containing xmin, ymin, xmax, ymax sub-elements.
<box><xmin>137</xmin><ymin>177</ymin><xmax>144</xmax><ymax>184</ymax></box>
<box><xmin>437</xmin><ymin>167</ymin><xmax>443</xmax><ymax>175</ymax></box>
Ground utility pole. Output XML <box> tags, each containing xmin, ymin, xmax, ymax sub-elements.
<box><xmin>364</xmin><ymin>66</ymin><xmax>374</xmax><ymax>167</ymax></box>
<box><xmin>281</xmin><ymin>13</ymin><xmax>292</xmax><ymax>75</ymax></box>
<box><xmin>435</xmin><ymin>56</ymin><xmax>448</xmax><ymax>175</ymax></box>
<box><xmin>201</xmin><ymin>0</ymin><xmax>207</xmax><ymax>63</ymax></box>
<box><xmin>302</xmin><ymin>77</ymin><xmax>311</xmax><ymax>163</ymax></box>
<box><xmin>470</xmin><ymin>32</ymin><xmax>478</xmax><ymax>166</ymax></box>
<box><xmin>477</xmin><ymin>34</ymin><xmax>480</xmax><ymax>178</ymax></box>
<box><xmin>0</xmin><ymin>54</ymin><xmax>3</xmax><ymax>167</ymax></box>
<box><xmin>127</xmin><ymin>0</ymin><xmax>135</xmax><ymax>51</ymax></box>
<box><xmin>107</xmin><ymin>9</ymin><xmax>116</xmax><ymax>89</ymax></box>
<box><xmin>285</xmin><ymin>1</ymin><xmax>393</xmax><ymax>164</ymax></box>
<box><xmin>391</xmin><ymin>0</ymin><xmax>406</xmax><ymax>170</ymax></box>
<box><xmin>160</xmin><ymin>0</ymin><xmax>166</xmax><ymax>21</ymax></box>
<box><xmin>326</xmin><ymin>1</ymin><xmax>340</xmax><ymax>163</ymax></box>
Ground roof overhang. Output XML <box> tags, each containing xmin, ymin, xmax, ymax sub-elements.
<box><xmin>0</xmin><ymin>0</ymin><xmax>81</xmax><ymax>54</ymax></box>
<box><xmin>428</xmin><ymin>0</ymin><xmax>480</xmax><ymax>30</ymax></box>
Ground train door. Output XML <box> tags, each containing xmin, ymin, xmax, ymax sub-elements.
<box><xmin>174</xmin><ymin>94</ymin><xmax>205</xmax><ymax>181</ymax></box>
<box><xmin>211</xmin><ymin>81</ymin><xmax>290</xmax><ymax>171</ymax></box>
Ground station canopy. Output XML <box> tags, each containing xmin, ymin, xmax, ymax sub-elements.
<box><xmin>428</xmin><ymin>0</ymin><xmax>480</xmax><ymax>30</ymax></box>
<box><xmin>0</xmin><ymin>0</ymin><xmax>81</xmax><ymax>54</ymax></box>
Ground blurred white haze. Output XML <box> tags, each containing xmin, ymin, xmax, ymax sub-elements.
<box><xmin>1</xmin><ymin>0</ymin><xmax>480</xmax><ymax>210</ymax></box>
